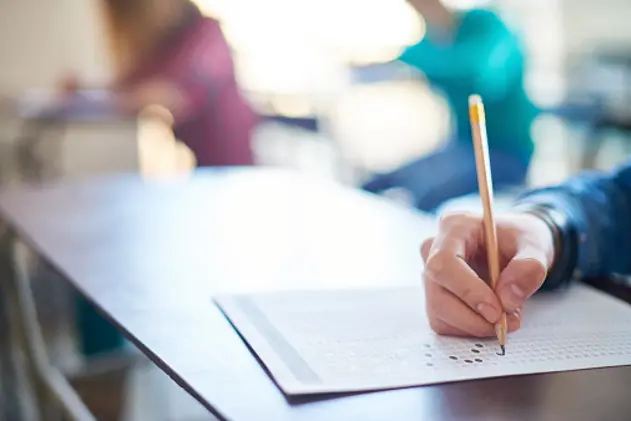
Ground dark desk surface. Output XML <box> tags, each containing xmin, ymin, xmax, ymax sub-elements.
<box><xmin>1</xmin><ymin>168</ymin><xmax>631</xmax><ymax>421</ymax></box>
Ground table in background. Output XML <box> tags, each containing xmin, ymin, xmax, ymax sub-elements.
<box><xmin>1</xmin><ymin>168</ymin><xmax>631</xmax><ymax>421</ymax></box>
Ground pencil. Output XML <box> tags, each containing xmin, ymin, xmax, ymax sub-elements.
<box><xmin>468</xmin><ymin>94</ymin><xmax>508</xmax><ymax>355</ymax></box>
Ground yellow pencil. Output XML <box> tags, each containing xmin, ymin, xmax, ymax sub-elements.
<box><xmin>468</xmin><ymin>94</ymin><xmax>507</xmax><ymax>354</ymax></box>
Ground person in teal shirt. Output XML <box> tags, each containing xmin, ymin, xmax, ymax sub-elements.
<box><xmin>362</xmin><ymin>1</ymin><xmax>538</xmax><ymax>212</ymax></box>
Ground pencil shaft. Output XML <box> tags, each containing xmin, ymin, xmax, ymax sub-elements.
<box><xmin>470</xmin><ymin>106</ymin><xmax>500</xmax><ymax>287</ymax></box>
<box><xmin>469</xmin><ymin>95</ymin><xmax>507</xmax><ymax>348</ymax></box>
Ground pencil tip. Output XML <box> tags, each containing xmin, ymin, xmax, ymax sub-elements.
<box><xmin>500</xmin><ymin>345</ymin><xmax>506</xmax><ymax>356</ymax></box>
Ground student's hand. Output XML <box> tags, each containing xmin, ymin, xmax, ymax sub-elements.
<box><xmin>421</xmin><ymin>212</ymin><xmax>556</xmax><ymax>337</ymax></box>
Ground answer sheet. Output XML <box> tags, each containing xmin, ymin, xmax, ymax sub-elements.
<box><xmin>215</xmin><ymin>284</ymin><xmax>631</xmax><ymax>395</ymax></box>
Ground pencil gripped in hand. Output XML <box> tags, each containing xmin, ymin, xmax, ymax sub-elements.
<box><xmin>468</xmin><ymin>94</ymin><xmax>508</xmax><ymax>355</ymax></box>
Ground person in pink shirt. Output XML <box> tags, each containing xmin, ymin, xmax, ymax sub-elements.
<box><xmin>62</xmin><ymin>0</ymin><xmax>258</xmax><ymax>167</ymax></box>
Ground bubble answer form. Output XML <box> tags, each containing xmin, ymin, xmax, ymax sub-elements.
<box><xmin>215</xmin><ymin>284</ymin><xmax>631</xmax><ymax>396</ymax></box>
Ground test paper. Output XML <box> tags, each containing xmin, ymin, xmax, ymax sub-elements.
<box><xmin>215</xmin><ymin>284</ymin><xmax>631</xmax><ymax>395</ymax></box>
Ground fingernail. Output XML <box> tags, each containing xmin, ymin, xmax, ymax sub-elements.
<box><xmin>501</xmin><ymin>284</ymin><xmax>525</xmax><ymax>309</ymax></box>
<box><xmin>477</xmin><ymin>303</ymin><xmax>499</xmax><ymax>323</ymax></box>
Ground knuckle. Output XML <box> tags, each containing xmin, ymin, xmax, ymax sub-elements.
<box><xmin>424</xmin><ymin>250</ymin><xmax>449</xmax><ymax>277</ymax></box>
<box><xmin>438</xmin><ymin>212</ymin><xmax>461</xmax><ymax>229</ymax></box>
<box><xmin>439</xmin><ymin>212</ymin><xmax>479</xmax><ymax>233</ymax></box>
<box><xmin>459</xmin><ymin>286</ymin><xmax>476</xmax><ymax>304</ymax></box>
<box><xmin>460</xmin><ymin>211</ymin><xmax>481</xmax><ymax>225</ymax></box>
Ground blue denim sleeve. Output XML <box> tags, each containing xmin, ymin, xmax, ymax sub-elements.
<box><xmin>515</xmin><ymin>163</ymin><xmax>631</xmax><ymax>288</ymax></box>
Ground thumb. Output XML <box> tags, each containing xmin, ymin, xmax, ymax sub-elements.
<box><xmin>496</xmin><ymin>246</ymin><xmax>548</xmax><ymax>312</ymax></box>
<box><xmin>420</xmin><ymin>237</ymin><xmax>434</xmax><ymax>263</ymax></box>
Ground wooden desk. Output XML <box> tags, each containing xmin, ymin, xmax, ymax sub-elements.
<box><xmin>1</xmin><ymin>168</ymin><xmax>631</xmax><ymax>421</ymax></box>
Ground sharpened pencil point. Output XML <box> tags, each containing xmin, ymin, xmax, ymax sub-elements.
<box><xmin>499</xmin><ymin>345</ymin><xmax>505</xmax><ymax>356</ymax></box>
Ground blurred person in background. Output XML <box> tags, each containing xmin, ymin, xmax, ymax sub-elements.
<box><xmin>362</xmin><ymin>0</ymin><xmax>538</xmax><ymax>213</ymax></box>
<box><xmin>59</xmin><ymin>0</ymin><xmax>258</xmax><ymax>358</ymax></box>
<box><xmin>60</xmin><ymin>0</ymin><xmax>258</xmax><ymax>168</ymax></box>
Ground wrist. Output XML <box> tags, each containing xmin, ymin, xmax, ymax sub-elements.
<box><xmin>511</xmin><ymin>202</ymin><xmax>579</xmax><ymax>291</ymax></box>
<box><xmin>519</xmin><ymin>210</ymin><xmax>560</xmax><ymax>271</ymax></box>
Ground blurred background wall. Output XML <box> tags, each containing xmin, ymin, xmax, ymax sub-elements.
<box><xmin>0</xmin><ymin>0</ymin><xmax>110</xmax><ymax>94</ymax></box>
<box><xmin>3</xmin><ymin>0</ymin><xmax>630</xmax><ymax>95</ymax></box>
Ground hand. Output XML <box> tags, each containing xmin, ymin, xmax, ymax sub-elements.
<box><xmin>421</xmin><ymin>212</ymin><xmax>556</xmax><ymax>337</ymax></box>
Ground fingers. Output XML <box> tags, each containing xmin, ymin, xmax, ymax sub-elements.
<box><xmin>428</xmin><ymin>317</ymin><xmax>474</xmax><ymax>337</ymax></box>
<box><xmin>423</xmin><ymin>213</ymin><xmax>502</xmax><ymax>324</ymax></box>
<box><xmin>421</xmin><ymin>213</ymin><xmax>539</xmax><ymax>339</ymax></box>
<box><xmin>497</xmin><ymin>246</ymin><xmax>548</xmax><ymax>312</ymax></box>
<box><xmin>426</xmin><ymin>283</ymin><xmax>522</xmax><ymax>337</ymax></box>
<box><xmin>428</xmin><ymin>315</ymin><xmax>521</xmax><ymax>338</ymax></box>
<box><xmin>426</xmin><ymin>282</ymin><xmax>495</xmax><ymax>337</ymax></box>
<box><xmin>425</xmin><ymin>239</ymin><xmax>502</xmax><ymax>324</ymax></box>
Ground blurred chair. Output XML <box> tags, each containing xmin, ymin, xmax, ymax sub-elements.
<box><xmin>548</xmin><ymin>45</ymin><xmax>631</xmax><ymax>170</ymax></box>
<box><xmin>0</xmin><ymin>92</ymin><xmax>195</xmax><ymax>420</ymax></box>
